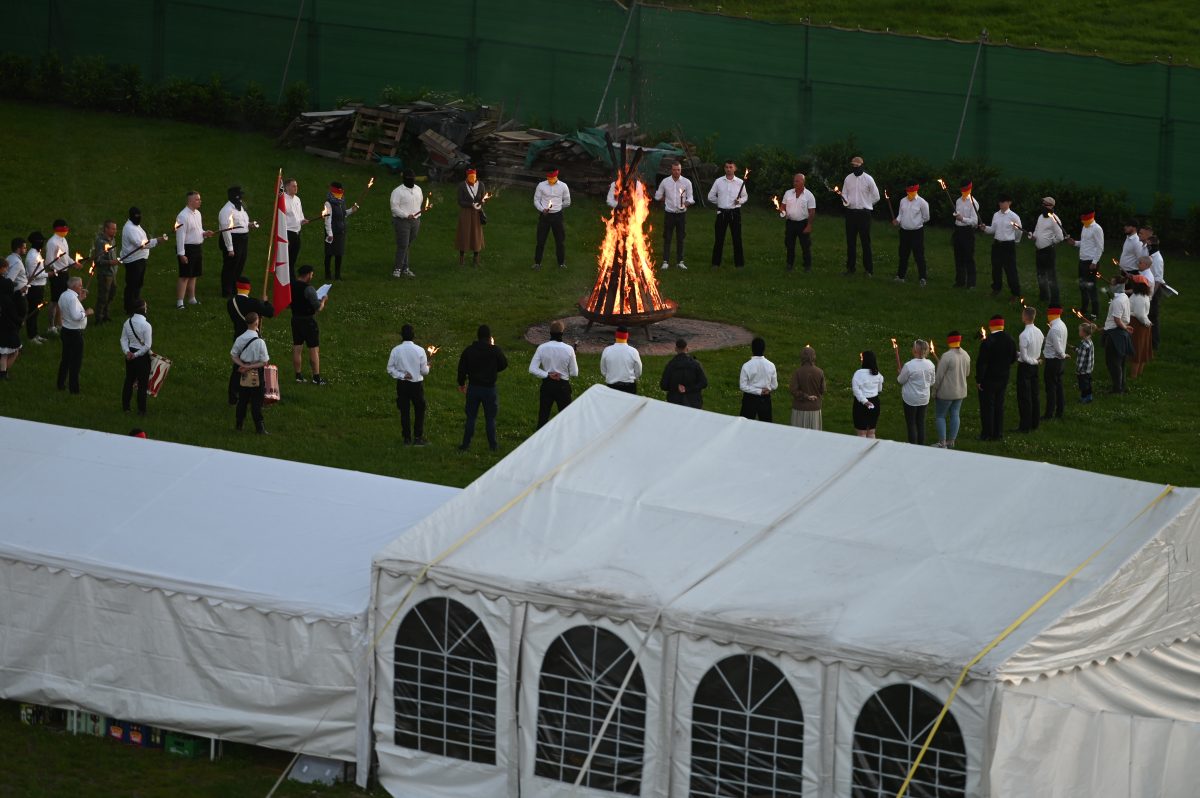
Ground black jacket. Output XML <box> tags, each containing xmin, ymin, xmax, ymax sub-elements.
<box><xmin>457</xmin><ymin>340</ymin><xmax>508</xmax><ymax>388</ymax></box>
<box><xmin>660</xmin><ymin>352</ymin><xmax>708</xmax><ymax>408</ymax></box>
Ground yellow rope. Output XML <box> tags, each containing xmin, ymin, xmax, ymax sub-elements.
<box><xmin>893</xmin><ymin>483</ymin><xmax>1175</xmax><ymax>798</ymax></box>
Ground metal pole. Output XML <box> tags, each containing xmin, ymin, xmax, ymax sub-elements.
<box><xmin>952</xmin><ymin>29</ymin><xmax>988</xmax><ymax>160</ymax></box>
<box><xmin>594</xmin><ymin>0</ymin><xmax>638</xmax><ymax>125</ymax></box>
<box><xmin>278</xmin><ymin>0</ymin><xmax>306</xmax><ymax>103</ymax></box>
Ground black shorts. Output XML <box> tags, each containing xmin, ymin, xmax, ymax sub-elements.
<box><xmin>49</xmin><ymin>272</ymin><xmax>69</xmax><ymax>301</ymax></box>
<box><xmin>291</xmin><ymin>316</ymin><xmax>319</xmax><ymax>347</ymax></box>
<box><xmin>178</xmin><ymin>244</ymin><xmax>203</xmax><ymax>277</ymax></box>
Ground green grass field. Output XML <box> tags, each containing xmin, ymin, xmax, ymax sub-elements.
<box><xmin>657</xmin><ymin>0</ymin><xmax>1199</xmax><ymax>65</ymax></box>
<box><xmin>1</xmin><ymin>98</ymin><xmax>1198</xmax><ymax>794</ymax></box>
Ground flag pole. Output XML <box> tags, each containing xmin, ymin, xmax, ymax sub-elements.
<box><xmin>262</xmin><ymin>168</ymin><xmax>283</xmax><ymax>300</ymax></box>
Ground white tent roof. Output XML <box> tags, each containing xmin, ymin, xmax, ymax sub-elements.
<box><xmin>374</xmin><ymin>387</ymin><xmax>1199</xmax><ymax>681</ymax></box>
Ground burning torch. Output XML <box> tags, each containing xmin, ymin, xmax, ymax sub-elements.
<box><xmin>891</xmin><ymin>337</ymin><xmax>901</xmax><ymax>371</ymax></box>
<box><xmin>883</xmin><ymin>189</ymin><xmax>896</xmax><ymax>223</ymax></box>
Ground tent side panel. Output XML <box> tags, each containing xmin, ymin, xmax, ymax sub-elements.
<box><xmin>0</xmin><ymin>559</ymin><xmax>359</xmax><ymax>759</ymax></box>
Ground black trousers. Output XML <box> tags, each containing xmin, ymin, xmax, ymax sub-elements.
<box><xmin>1016</xmin><ymin>362</ymin><xmax>1040</xmax><ymax>431</ymax></box>
<box><xmin>287</xmin><ymin>230</ymin><xmax>301</xmax><ymax>274</ymax></box>
<box><xmin>228</xmin><ymin>363</ymin><xmax>242</xmax><ymax>405</ymax></box>
<box><xmin>897</xmin><ymin>227</ymin><xmax>927</xmax><ymax>280</ymax></box>
<box><xmin>1043</xmin><ymin>357</ymin><xmax>1065</xmax><ymax>419</ymax></box>
<box><xmin>462</xmin><ymin>385</ymin><xmax>498</xmax><ymax>449</ymax></box>
<box><xmin>991</xmin><ymin>240</ymin><xmax>1020</xmax><ymax>295</ymax></box>
<box><xmin>784</xmin><ymin>219</ymin><xmax>812</xmax><ymax>270</ymax></box>
<box><xmin>324</xmin><ymin>234</ymin><xmax>345</xmax><ymax>279</ymax></box>
<box><xmin>235</xmin><ymin>380</ymin><xmax>265</xmax><ymax>431</ymax></box>
<box><xmin>844</xmin><ymin>209</ymin><xmax>873</xmax><ymax>273</ymax></box>
<box><xmin>712</xmin><ymin>209</ymin><xmax>744</xmax><ymax>267</ymax></box>
<box><xmin>537</xmin><ymin>378</ymin><xmax>572</xmax><ymax>428</ymax></box>
<box><xmin>739</xmin><ymin>392</ymin><xmax>772</xmax><ymax>422</ymax></box>
<box><xmin>534</xmin><ymin>212</ymin><xmax>565</xmax><ymax>265</ymax></box>
<box><xmin>221</xmin><ymin>232</ymin><xmax>248</xmax><ymax>297</ymax></box>
<box><xmin>978</xmin><ymin>381</ymin><xmax>1007</xmax><ymax>439</ymax></box>
<box><xmin>952</xmin><ymin>226</ymin><xmax>976</xmax><ymax>287</ymax></box>
<box><xmin>662</xmin><ymin>211</ymin><xmax>686</xmax><ymax>264</ymax></box>
<box><xmin>57</xmin><ymin>328</ymin><xmax>84</xmax><ymax>393</ymax></box>
<box><xmin>95</xmin><ymin>274</ymin><xmax>117</xmax><ymax>322</ymax></box>
<box><xmin>1148</xmin><ymin>286</ymin><xmax>1162</xmax><ymax>350</ymax></box>
<box><xmin>123</xmin><ymin>353</ymin><xmax>151</xmax><ymax>412</ymax></box>
<box><xmin>607</xmin><ymin>381</ymin><xmax>637</xmax><ymax>394</ymax></box>
<box><xmin>123</xmin><ymin>259</ymin><xmax>146</xmax><ymax>314</ymax></box>
<box><xmin>1035</xmin><ymin>246</ymin><xmax>1059</xmax><ymax>305</ymax></box>
<box><xmin>1077</xmin><ymin>372</ymin><xmax>1093</xmax><ymax>399</ymax></box>
<box><xmin>1077</xmin><ymin>259</ymin><xmax>1100</xmax><ymax>318</ymax></box>
<box><xmin>25</xmin><ymin>285</ymin><xmax>44</xmax><ymax>338</ymax></box>
<box><xmin>1105</xmin><ymin>334</ymin><xmax>1127</xmax><ymax>393</ymax></box>
<box><xmin>903</xmin><ymin>402</ymin><xmax>928</xmax><ymax>445</ymax></box>
<box><xmin>395</xmin><ymin>380</ymin><xmax>426</xmax><ymax>441</ymax></box>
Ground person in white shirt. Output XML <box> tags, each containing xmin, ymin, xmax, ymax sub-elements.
<box><xmin>390</xmin><ymin>170</ymin><xmax>423</xmax><ymax>278</ymax></box>
<box><xmin>1143</xmin><ymin>233</ymin><xmax>1164</xmax><ymax>349</ymax></box>
<box><xmin>231</xmin><ymin>311</ymin><xmax>271</xmax><ymax>434</ymax></box>
<box><xmin>23</xmin><ymin>231</ymin><xmax>47</xmax><ymax>342</ymax></box>
<box><xmin>45</xmin><ymin>219</ymin><xmax>75</xmax><ymax>334</ymax></box>
<box><xmin>892</xmin><ymin>181</ymin><xmax>930</xmax><ymax>285</ymax></box>
<box><xmin>841</xmin><ymin>155</ymin><xmax>880</xmax><ymax>276</ymax></box>
<box><xmin>529</xmin><ymin>319</ymin><xmax>578</xmax><ymax>427</ymax></box>
<box><xmin>707</xmin><ymin>160</ymin><xmax>747</xmax><ymax>269</ymax></box>
<box><xmin>952</xmin><ymin>180</ymin><xmax>980</xmax><ymax>288</ymax></box>
<box><xmin>1027</xmin><ymin>196</ymin><xmax>1065</xmax><ymax>305</ymax></box>
<box><xmin>851</xmin><ymin>350</ymin><xmax>885</xmax><ymax>438</ymax></box>
<box><xmin>738</xmin><ymin>336</ymin><xmax>777</xmax><ymax>422</ymax></box>
<box><xmin>979</xmin><ymin>194</ymin><xmax>1022</xmax><ymax>300</ymax></box>
<box><xmin>323</xmin><ymin>181</ymin><xmax>358</xmax><ymax>280</ymax></box>
<box><xmin>654</xmin><ymin>160</ymin><xmax>693</xmax><ymax>269</ymax></box>
<box><xmin>779</xmin><ymin>172</ymin><xmax>816</xmax><ymax>272</ymax></box>
<box><xmin>1015</xmin><ymin>306</ymin><xmax>1045</xmax><ymax>432</ymax></box>
<box><xmin>606</xmin><ymin>175</ymin><xmax>645</xmax><ymax>209</ymax></box>
<box><xmin>386</xmin><ymin>323</ymin><xmax>432</xmax><ymax>445</ymax></box>
<box><xmin>120</xmin><ymin>299</ymin><xmax>153</xmax><ymax>415</ymax></box>
<box><xmin>896</xmin><ymin>339</ymin><xmax>936</xmax><ymax>444</ymax></box>
<box><xmin>1066</xmin><ymin>210</ymin><xmax>1104</xmax><ymax>319</ymax></box>
<box><xmin>282</xmin><ymin>178</ymin><xmax>307</xmax><ymax>277</ymax></box>
<box><xmin>218</xmin><ymin>185</ymin><xmax>251</xmax><ymax>298</ymax></box>
<box><xmin>0</xmin><ymin>257</ymin><xmax>21</xmax><ymax>379</ymax></box>
<box><xmin>174</xmin><ymin>191</ymin><xmax>215</xmax><ymax>309</ymax></box>
<box><xmin>532</xmin><ymin>169</ymin><xmax>571</xmax><ymax>270</ymax></box>
<box><xmin>56</xmin><ymin>275</ymin><xmax>92</xmax><ymax>394</ymax></box>
<box><xmin>599</xmin><ymin>326</ymin><xmax>642</xmax><ymax>393</ymax></box>
<box><xmin>1102</xmin><ymin>275</ymin><xmax>1133</xmax><ymax>394</ymax></box>
<box><xmin>6</xmin><ymin>238</ymin><xmax>29</xmax><ymax>347</ymax></box>
<box><xmin>1041</xmin><ymin>306</ymin><xmax>1068</xmax><ymax>421</ymax></box>
<box><xmin>1117</xmin><ymin>220</ymin><xmax>1144</xmax><ymax>275</ymax></box>
<box><xmin>120</xmin><ymin>206</ymin><xmax>168</xmax><ymax>315</ymax></box>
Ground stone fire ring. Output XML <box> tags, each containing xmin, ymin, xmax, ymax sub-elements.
<box><xmin>525</xmin><ymin>311</ymin><xmax>755</xmax><ymax>356</ymax></box>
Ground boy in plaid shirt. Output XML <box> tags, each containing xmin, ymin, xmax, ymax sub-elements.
<box><xmin>1075</xmin><ymin>321</ymin><xmax>1096</xmax><ymax>403</ymax></box>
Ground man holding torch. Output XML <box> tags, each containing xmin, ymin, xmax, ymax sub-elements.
<box><xmin>391</xmin><ymin>170</ymin><xmax>423</xmax><ymax>278</ymax></box>
<box><xmin>841</xmin><ymin>156</ymin><xmax>880</xmax><ymax>276</ymax></box>
<box><xmin>23</xmin><ymin>231</ymin><xmax>47</xmax><ymax>342</ymax></box>
<box><xmin>1066</xmin><ymin>210</ymin><xmax>1104</xmax><ymax>319</ymax></box>
<box><xmin>707</xmin><ymin>160</ymin><xmax>747</xmax><ymax>269</ymax></box>
<box><xmin>91</xmin><ymin>220</ymin><xmax>119</xmax><ymax>324</ymax></box>
<box><xmin>532</xmin><ymin>168</ymin><xmax>570</xmax><ymax>271</ymax></box>
<box><xmin>1028</xmin><ymin>197</ymin><xmax>1065</xmax><ymax>305</ymax></box>
<box><xmin>979</xmin><ymin>194</ymin><xmax>1022</xmax><ymax>300</ymax></box>
<box><xmin>218</xmin><ymin>185</ymin><xmax>251</xmax><ymax>298</ymax></box>
<box><xmin>121</xmin><ymin>207</ymin><xmax>168</xmax><ymax>314</ymax></box>
<box><xmin>779</xmin><ymin>172</ymin><xmax>816</xmax><ymax>272</ymax></box>
<box><xmin>892</xmin><ymin>181</ymin><xmax>930</xmax><ymax>285</ymax></box>
<box><xmin>654</xmin><ymin>160</ymin><xmax>693</xmax><ymax>270</ymax></box>
<box><xmin>45</xmin><ymin>219</ymin><xmax>73</xmax><ymax>334</ymax></box>
<box><xmin>952</xmin><ymin>180</ymin><xmax>980</xmax><ymax>288</ymax></box>
<box><xmin>175</xmin><ymin>191</ymin><xmax>215</xmax><ymax>309</ymax></box>
<box><xmin>386</xmin><ymin>323</ymin><xmax>432</xmax><ymax>446</ymax></box>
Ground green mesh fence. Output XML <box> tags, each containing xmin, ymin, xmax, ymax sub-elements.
<box><xmin>10</xmin><ymin>0</ymin><xmax>1198</xmax><ymax>209</ymax></box>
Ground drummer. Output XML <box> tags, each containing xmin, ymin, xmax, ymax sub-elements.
<box><xmin>231</xmin><ymin>311</ymin><xmax>270</xmax><ymax>434</ymax></box>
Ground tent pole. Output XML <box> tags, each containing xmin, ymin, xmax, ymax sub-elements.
<box><xmin>951</xmin><ymin>29</ymin><xmax>987</xmax><ymax>161</ymax></box>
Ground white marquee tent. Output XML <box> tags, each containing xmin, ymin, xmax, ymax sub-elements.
<box><xmin>371</xmin><ymin>386</ymin><xmax>1200</xmax><ymax>798</ymax></box>
<box><xmin>0</xmin><ymin>417</ymin><xmax>458</xmax><ymax>780</ymax></box>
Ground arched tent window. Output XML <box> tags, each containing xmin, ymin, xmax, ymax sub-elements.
<box><xmin>689</xmin><ymin>654</ymin><xmax>805</xmax><ymax>798</ymax></box>
<box><xmin>393</xmin><ymin>597</ymin><xmax>497</xmax><ymax>764</ymax></box>
<box><xmin>851</xmin><ymin>683</ymin><xmax>966</xmax><ymax>798</ymax></box>
<box><xmin>535</xmin><ymin>625</ymin><xmax>646</xmax><ymax>795</ymax></box>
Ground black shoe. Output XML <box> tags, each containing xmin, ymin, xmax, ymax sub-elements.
<box><xmin>489</xmin><ymin>443</ymin><xmax>499</xmax><ymax>451</ymax></box>
<box><xmin>402</xmin><ymin>439</ymin><xmax>413</xmax><ymax>446</ymax></box>
<box><xmin>256</xmin><ymin>428</ymin><xmax>270</xmax><ymax>435</ymax></box>
<box><xmin>312</xmin><ymin>375</ymin><xmax>327</xmax><ymax>385</ymax></box>
<box><xmin>457</xmin><ymin>444</ymin><xmax>470</xmax><ymax>452</ymax></box>
<box><xmin>295</xmin><ymin>374</ymin><xmax>304</xmax><ymax>383</ymax></box>
<box><xmin>413</xmin><ymin>437</ymin><xmax>430</xmax><ymax>447</ymax></box>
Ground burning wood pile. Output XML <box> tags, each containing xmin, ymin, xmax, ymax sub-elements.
<box><xmin>578</xmin><ymin>138</ymin><xmax>677</xmax><ymax>338</ymax></box>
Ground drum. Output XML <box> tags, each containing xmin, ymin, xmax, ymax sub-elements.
<box><xmin>146</xmin><ymin>354</ymin><xmax>172</xmax><ymax>398</ymax></box>
<box><xmin>263</xmin><ymin>364</ymin><xmax>281</xmax><ymax>405</ymax></box>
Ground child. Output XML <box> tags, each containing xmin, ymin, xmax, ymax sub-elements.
<box><xmin>1075</xmin><ymin>322</ymin><xmax>1096</xmax><ymax>403</ymax></box>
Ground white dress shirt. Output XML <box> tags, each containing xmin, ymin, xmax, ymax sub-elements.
<box><xmin>1074</xmin><ymin>223</ymin><xmax>1103</xmax><ymax>264</ymax></box>
<box><xmin>231</xmin><ymin>329</ymin><xmax>269</xmax><ymax>364</ymax></box>
<box><xmin>6</xmin><ymin>253</ymin><xmax>27</xmax><ymax>292</ymax></box>
<box><xmin>780</xmin><ymin>188</ymin><xmax>816</xmax><ymax>221</ymax></box>
<box><xmin>739</xmin><ymin>356</ymin><xmax>777</xmax><ymax>394</ymax></box>
<box><xmin>600</xmin><ymin>342</ymin><xmax>643</xmax><ymax>384</ymax></box>
<box><xmin>1018</xmin><ymin>324</ymin><xmax>1045</xmax><ymax>365</ymax></box>
<box><xmin>1149</xmin><ymin>251</ymin><xmax>1164</xmax><ymax>285</ymax></box>
<box><xmin>983</xmin><ymin>210</ymin><xmax>1022</xmax><ymax>242</ymax></box>
<box><xmin>606</xmin><ymin>180</ymin><xmax>645</xmax><ymax>209</ymax></box>
<box><xmin>25</xmin><ymin>249</ymin><xmax>46</xmax><ymax>286</ymax></box>
<box><xmin>46</xmin><ymin>233</ymin><xmax>71</xmax><ymax>274</ymax></box>
<box><xmin>896</xmin><ymin>358</ymin><xmax>936</xmax><ymax>406</ymax></box>
<box><xmin>654</xmin><ymin>176</ymin><xmax>694</xmax><ymax>213</ymax></box>
<box><xmin>121</xmin><ymin>220</ymin><xmax>160</xmax><ymax>265</ymax></box>
<box><xmin>218</xmin><ymin>202</ymin><xmax>250</xmax><ymax>252</ymax></box>
<box><xmin>1119</xmin><ymin>233</ymin><xmax>1145</xmax><ymax>273</ymax></box>
<box><xmin>387</xmin><ymin>340</ymin><xmax>430</xmax><ymax>382</ymax></box>
<box><xmin>896</xmin><ymin>195</ymin><xmax>930</xmax><ymax>230</ymax></box>
<box><xmin>175</xmin><ymin>207</ymin><xmax>204</xmax><ymax>255</ymax></box>
<box><xmin>954</xmin><ymin>195</ymin><xmax>979</xmax><ymax>227</ymax></box>
<box><xmin>1104</xmin><ymin>292</ymin><xmax>1130</xmax><ymax>331</ymax></box>
<box><xmin>532</xmin><ymin>180</ymin><xmax>571</xmax><ymax>213</ymax></box>
<box><xmin>1043</xmin><ymin>318</ymin><xmax>1067</xmax><ymax>359</ymax></box>
<box><xmin>851</xmin><ymin>369</ymin><xmax>884</xmax><ymax>403</ymax></box>
<box><xmin>1030</xmin><ymin>213</ymin><xmax>1064</xmax><ymax>249</ymax></box>
<box><xmin>529</xmin><ymin>339</ymin><xmax>578</xmax><ymax>380</ymax></box>
<box><xmin>120</xmin><ymin>313</ymin><xmax>153</xmax><ymax>358</ymax></box>
<box><xmin>707</xmin><ymin>176</ymin><xmax>747</xmax><ymax>210</ymax></box>
<box><xmin>841</xmin><ymin>172</ymin><xmax>879</xmax><ymax>210</ymax></box>
<box><xmin>283</xmin><ymin>194</ymin><xmax>304</xmax><ymax>233</ymax></box>
<box><xmin>1129</xmin><ymin>293</ymin><xmax>1152</xmax><ymax>326</ymax></box>
<box><xmin>390</xmin><ymin>184</ymin><xmax>424</xmax><ymax>218</ymax></box>
<box><xmin>58</xmin><ymin>288</ymin><xmax>87</xmax><ymax>331</ymax></box>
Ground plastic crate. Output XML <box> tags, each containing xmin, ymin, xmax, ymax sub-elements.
<box><xmin>164</xmin><ymin>731</ymin><xmax>208</xmax><ymax>758</ymax></box>
<box><xmin>66</xmin><ymin>711</ymin><xmax>105</xmax><ymax>737</ymax></box>
<box><xmin>19</xmin><ymin>704</ymin><xmax>66</xmax><ymax>728</ymax></box>
<box><xmin>105</xmin><ymin>719</ymin><xmax>161</xmax><ymax>747</ymax></box>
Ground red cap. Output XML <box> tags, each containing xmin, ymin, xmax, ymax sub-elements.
<box><xmin>988</xmin><ymin>317</ymin><xmax>1005</xmax><ymax>331</ymax></box>
<box><xmin>465</xmin><ymin>168</ymin><xmax>477</xmax><ymax>175</ymax></box>
<box><xmin>545</xmin><ymin>169</ymin><xmax>559</xmax><ymax>178</ymax></box>
<box><xmin>905</xmin><ymin>183</ymin><xmax>919</xmax><ymax>192</ymax></box>
<box><xmin>1080</xmin><ymin>211</ymin><xmax>1095</xmax><ymax>222</ymax></box>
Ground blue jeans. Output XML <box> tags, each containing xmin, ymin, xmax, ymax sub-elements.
<box><xmin>462</xmin><ymin>385</ymin><xmax>498</xmax><ymax>449</ymax></box>
<box><xmin>935</xmin><ymin>398</ymin><xmax>962</xmax><ymax>443</ymax></box>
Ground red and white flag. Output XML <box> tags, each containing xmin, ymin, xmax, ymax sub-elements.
<box><xmin>269</xmin><ymin>188</ymin><xmax>292</xmax><ymax>309</ymax></box>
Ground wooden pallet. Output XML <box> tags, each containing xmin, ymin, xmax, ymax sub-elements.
<box><xmin>344</xmin><ymin>107</ymin><xmax>407</xmax><ymax>164</ymax></box>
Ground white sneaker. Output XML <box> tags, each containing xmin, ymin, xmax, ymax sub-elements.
<box><xmin>188</xmin><ymin>297</ymin><xmax>200</xmax><ymax>305</ymax></box>
<box><xmin>403</xmin><ymin>269</ymin><xmax>416</xmax><ymax>278</ymax></box>
<box><xmin>175</xmin><ymin>301</ymin><xmax>184</xmax><ymax>310</ymax></box>
<box><xmin>46</xmin><ymin>325</ymin><xmax>59</xmax><ymax>335</ymax></box>
<box><xmin>661</xmin><ymin>261</ymin><xmax>669</xmax><ymax>270</ymax></box>
<box><xmin>677</xmin><ymin>262</ymin><xmax>688</xmax><ymax>271</ymax></box>
<box><xmin>32</xmin><ymin>336</ymin><xmax>45</xmax><ymax>345</ymax></box>
<box><xmin>393</xmin><ymin>268</ymin><xmax>404</xmax><ymax>278</ymax></box>
<box><xmin>531</xmin><ymin>263</ymin><xmax>541</xmax><ymax>270</ymax></box>
<box><xmin>558</xmin><ymin>263</ymin><xmax>566</xmax><ymax>270</ymax></box>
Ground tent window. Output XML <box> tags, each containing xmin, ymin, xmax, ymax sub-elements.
<box><xmin>851</xmin><ymin>684</ymin><xmax>966</xmax><ymax>798</ymax></box>
<box><xmin>535</xmin><ymin>625</ymin><xmax>646</xmax><ymax>794</ymax></box>
<box><xmin>689</xmin><ymin>654</ymin><xmax>805</xmax><ymax>798</ymax></box>
<box><xmin>393</xmin><ymin>597</ymin><xmax>497</xmax><ymax>764</ymax></box>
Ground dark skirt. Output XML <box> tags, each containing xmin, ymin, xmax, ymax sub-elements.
<box><xmin>852</xmin><ymin>396</ymin><xmax>881</xmax><ymax>430</ymax></box>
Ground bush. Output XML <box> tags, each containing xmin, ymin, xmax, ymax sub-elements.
<box><xmin>738</xmin><ymin>144</ymin><xmax>809</xmax><ymax>200</ymax></box>
<box><xmin>0</xmin><ymin>53</ymin><xmax>35</xmax><ymax>100</ymax></box>
<box><xmin>1184</xmin><ymin>203</ymin><xmax>1200</xmax><ymax>254</ymax></box>
<box><xmin>63</xmin><ymin>56</ymin><xmax>114</xmax><ymax>110</ymax></box>
<box><xmin>34</xmin><ymin>52</ymin><xmax>65</xmax><ymax>98</ymax></box>
<box><xmin>1148</xmin><ymin>193</ymin><xmax>1176</xmax><ymax>242</ymax></box>
<box><xmin>239</xmin><ymin>81</ymin><xmax>276</xmax><ymax>131</ymax></box>
<box><xmin>279</xmin><ymin>82</ymin><xmax>310</xmax><ymax>126</ymax></box>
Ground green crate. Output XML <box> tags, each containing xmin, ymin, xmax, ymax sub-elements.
<box><xmin>66</xmin><ymin>711</ymin><xmax>105</xmax><ymax>737</ymax></box>
<box><xmin>164</xmin><ymin>731</ymin><xmax>207</xmax><ymax>758</ymax></box>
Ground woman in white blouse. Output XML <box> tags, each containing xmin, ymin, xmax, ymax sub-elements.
<box><xmin>1128</xmin><ymin>278</ymin><xmax>1153</xmax><ymax>379</ymax></box>
<box><xmin>851</xmin><ymin>350</ymin><xmax>885</xmax><ymax>438</ymax></box>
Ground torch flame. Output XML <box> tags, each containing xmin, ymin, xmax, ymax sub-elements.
<box><xmin>422</xmin><ymin>196</ymin><xmax>432</xmax><ymax>213</ymax></box>
<box><xmin>588</xmin><ymin>175</ymin><xmax>663</xmax><ymax>316</ymax></box>
<box><xmin>1111</xmin><ymin>257</ymin><xmax>1120</xmax><ymax>266</ymax></box>
<box><xmin>980</xmin><ymin>326</ymin><xmax>988</xmax><ymax>339</ymax></box>
<box><xmin>367</xmin><ymin>177</ymin><xmax>375</xmax><ymax>189</ymax></box>
<box><xmin>174</xmin><ymin>221</ymin><xmax>183</xmax><ymax>230</ymax></box>
<box><xmin>890</xmin><ymin>338</ymin><xmax>898</xmax><ymax>349</ymax></box>
<box><xmin>425</xmin><ymin>344</ymin><xmax>439</xmax><ymax>357</ymax></box>
<box><xmin>103</xmin><ymin>243</ymin><xmax>112</xmax><ymax>252</ymax></box>
<box><xmin>884</xmin><ymin>189</ymin><xmax>891</xmax><ymax>200</ymax></box>
<box><xmin>481</xmin><ymin>192</ymin><xmax>492</xmax><ymax>203</ymax></box>
<box><xmin>742</xmin><ymin>168</ymin><xmax>750</xmax><ymax>181</ymax></box>
<box><xmin>74</xmin><ymin>253</ymin><xmax>83</xmax><ymax>264</ymax></box>
<box><xmin>771</xmin><ymin>195</ymin><xmax>781</xmax><ymax>211</ymax></box>
<box><xmin>834</xmin><ymin>185</ymin><xmax>842</xmax><ymax>195</ymax></box>
<box><xmin>937</xmin><ymin>178</ymin><xmax>948</xmax><ymax>191</ymax></box>
<box><xmin>929</xmin><ymin>339</ymin><xmax>937</xmax><ymax>357</ymax></box>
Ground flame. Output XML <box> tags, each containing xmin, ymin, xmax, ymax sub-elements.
<box><xmin>251</xmin><ymin>221</ymin><xmax>260</xmax><ymax>229</ymax></box>
<box><xmin>320</xmin><ymin>207</ymin><xmax>330</xmax><ymax>218</ymax></box>
<box><xmin>771</xmin><ymin>195</ymin><xmax>781</xmax><ymax>211</ymax></box>
<box><xmin>367</xmin><ymin>177</ymin><xmax>375</xmax><ymax>189</ymax></box>
<box><xmin>74</xmin><ymin>253</ymin><xmax>83</xmax><ymax>264</ymax></box>
<box><xmin>742</xmin><ymin>168</ymin><xmax>750</xmax><ymax>181</ymax></box>
<box><xmin>980</xmin><ymin>326</ymin><xmax>988</xmax><ymax>339</ymax></box>
<box><xmin>834</xmin><ymin>185</ymin><xmax>842</xmax><ymax>195</ymax></box>
<box><xmin>425</xmin><ymin>344</ymin><xmax>439</xmax><ymax>356</ymax></box>
<box><xmin>1111</xmin><ymin>257</ymin><xmax>1119</xmax><ymax>266</ymax></box>
<box><xmin>481</xmin><ymin>192</ymin><xmax>492</xmax><ymax>203</ymax></box>
<box><xmin>588</xmin><ymin>175</ymin><xmax>663</xmax><ymax>315</ymax></box>
<box><xmin>890</xmin><ymin>337</ymin><xmax>898</xmax><ymax>349</ymax></box>
<box><xmin>929</xmin><ymin>339</ymin><xmax>937</xmax><ymax>357</ymax></box>
<box><xmin>421</xmin><ymin>196</ymin><xmax>432</xmax><ymax>213</ymax></box>
<box><xmin>937</xmin><ymin>178</ymin><xmax>948</xmax><ymax>191</ymax></box>
<box><xmin>1071</xmin><ymin>308</ymin><xmax>1089</xmax><ymax>323</ymax></box>
<box><xmin>1020</xmin><ymin>296</ymin><xmax>1027</xmax><ymax>307</ymax></box>
<box><xmin>174</xmin><ymin>221</ymin><xmax>183</xmax><ymax>230</ymax></box>
<box><xmin>1011</xmin><ymin>221</ymin><xmax>1021</xmax><ymax>229</ymax></box>
<box><xmin>103</xmin><ymin>243</ymin><xmax>112</xmax><ymax>252</ymax></box>
<box><xmin>884</xmin><ymin>189</ymin><xmax>891</xmax><ymax>199</ymax></box>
